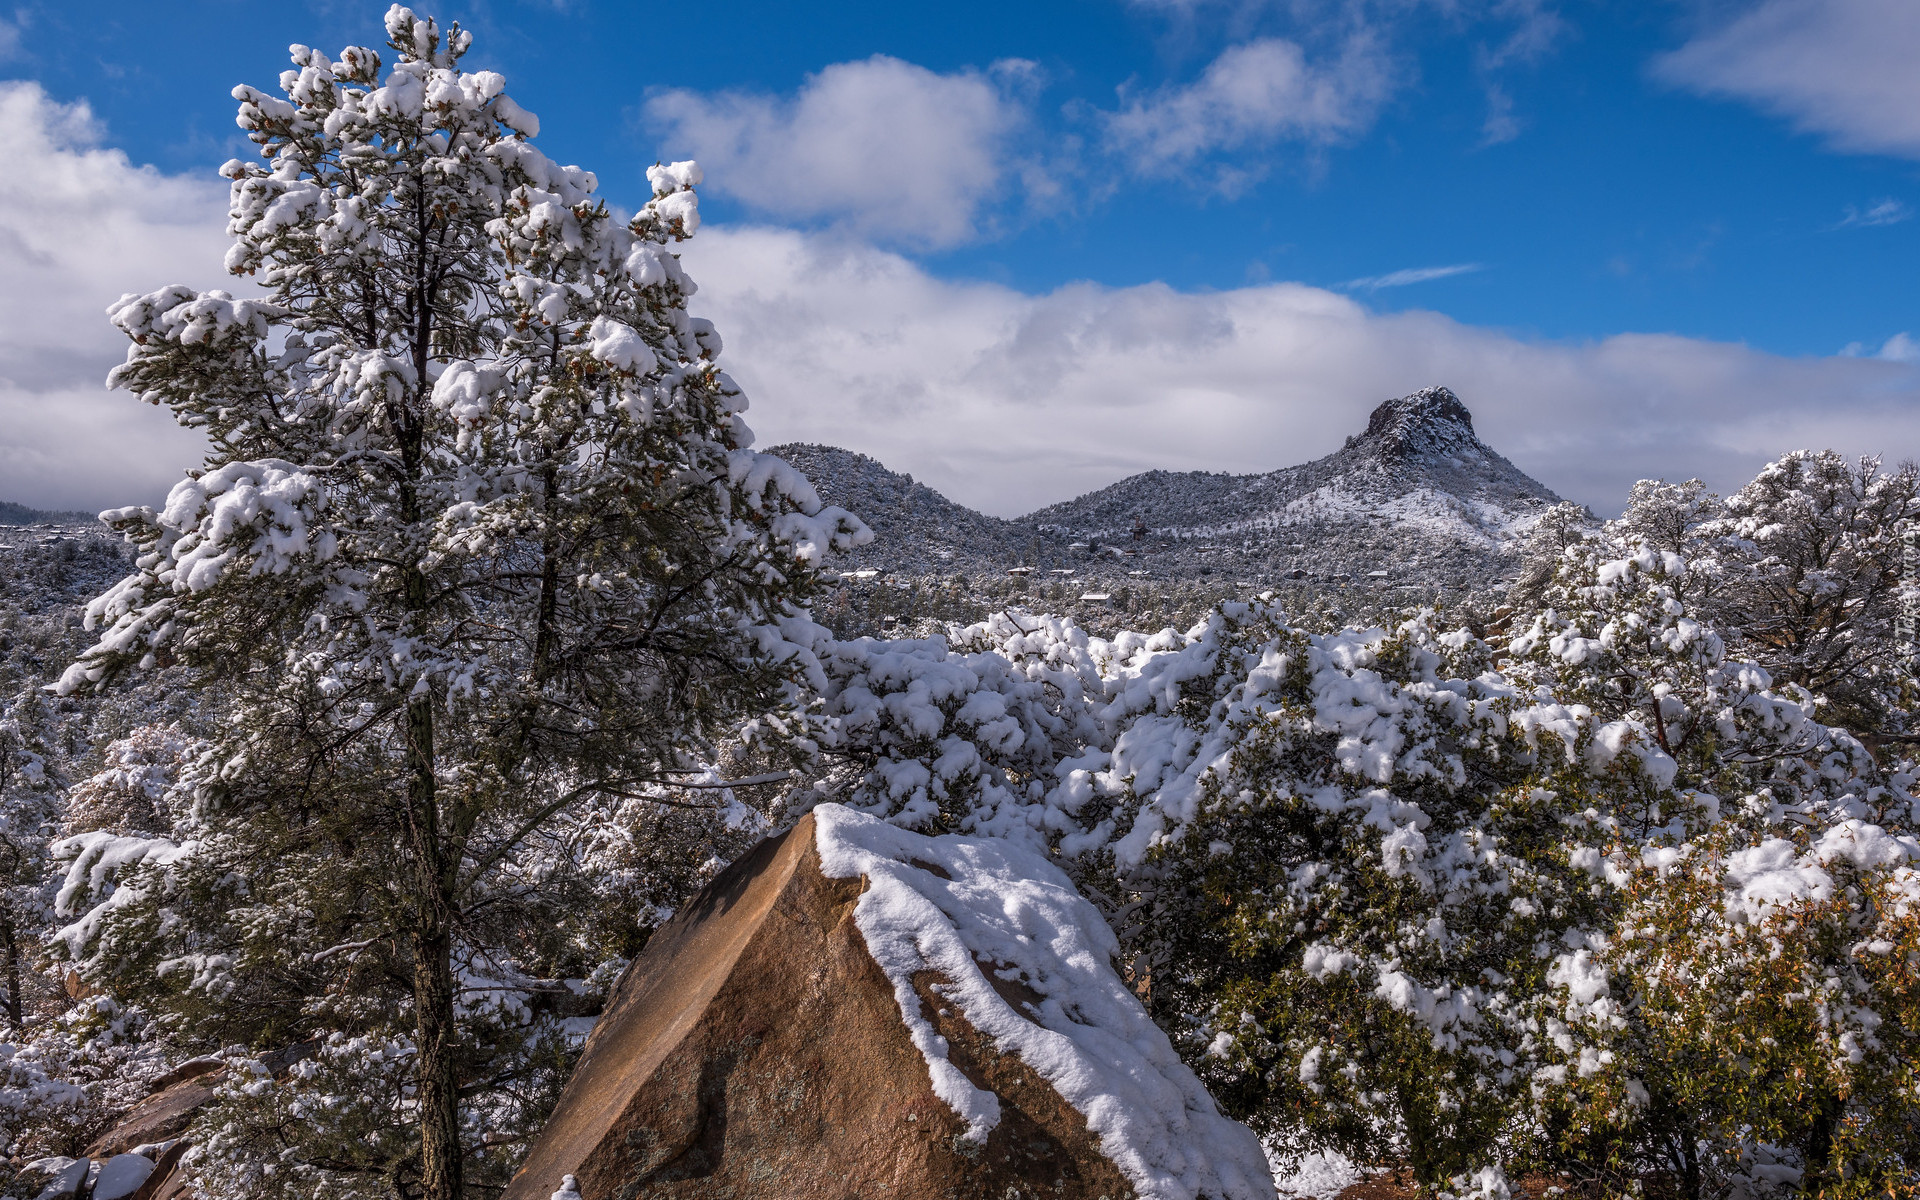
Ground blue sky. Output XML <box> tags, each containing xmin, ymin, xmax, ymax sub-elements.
<box><xmin>2</xmin><ymin>0</ymin><xmax>1918</xmax><ymax>515</ymax></box>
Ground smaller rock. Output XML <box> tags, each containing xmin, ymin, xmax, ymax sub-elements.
<box><xmin>93</xmin><ymin>1154</ymin><xmax>155</xmax><ymax>1200</ymax></box>
<box><xmin>32</xmin><ymin>1158</ymin><xmax>88</xmax><ymax>1200</ymax></box>
<box><xmin>144</xmin><ymin>1057</ymin><xmax>222</xmax><ymax>1093</ymax></box>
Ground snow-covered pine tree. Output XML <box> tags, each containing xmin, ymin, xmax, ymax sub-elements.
<box><xmin>1508</xmin><ymin>499</ymin><xmax>1594</xmax><ymax>608</ymax></box>
<box><xmin>1546</xmin><ymin>459</ymin><xmax>1920</xmax><ymax>740</ymax></box>
<box><xmin>1701</xmin><ymin>451</ymin><xmax>1919</xmax><ymax>741</ymax></box>
<box><xmin>54</xmin><ymin>10</ymin><xmax>861</xmax><ymax>1198</ymax></box>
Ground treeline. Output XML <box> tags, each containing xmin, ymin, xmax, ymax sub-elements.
<box><xmin>813</xmin><ymin>570</ymin><xmax>1441</xmax><ymax>643</ymax></box>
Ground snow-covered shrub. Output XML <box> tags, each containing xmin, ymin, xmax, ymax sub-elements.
<box><xmin>1539</xmin><ymin>804</ymin><xmax>1920</xmax><ymax>1200</ymax></box>
<box><xmin>62</xmin><ymin>726</ymin><xmax>198</xmax><ymax>836</ymax></box>
<box><xmin>1499</xmin><ymin>531</ymin><xmax>1920</xmax><ymax>1197</ymax></box>
<box><xmin>1080</xmin><ymin>603</ymin><xmax>1655</xmax><ymax>1187</ymax></box>
<box><xmin>765</xmin><ymin>551</ymin><xmax>1920</xmax><ymax>1196</ymax></box>
<box><xmin>765</xmin><ymin>609</ymin><xmax>1111</xmax><ymax>840</ymax></box>
<box><xmin>191</xmin><ymin>1036</ymin><xmax>418</xmax><ymax>1200</ymax></box>
<box><xmin>0</xmin><ymin>1038</ymin><xmax>85</xmax><ymax>1159</ymax></box>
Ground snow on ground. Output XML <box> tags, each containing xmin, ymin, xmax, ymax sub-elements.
<box><xmin>1270</xmin><ymin>1151</ymin><xmax>1364</xmax><ymax>1199</ymax></box>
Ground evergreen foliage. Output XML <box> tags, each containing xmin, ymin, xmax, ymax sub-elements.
<box><xmin>43</xmin><ymin>9</ymin><xmax>862</xmax><ymax>1197</ymax></box>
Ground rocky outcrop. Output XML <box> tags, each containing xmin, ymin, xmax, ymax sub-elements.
<box><xmin>83</xmin><ymin>1068</ymin><xmax>220</xmax><ymax>1160</ymax></box>
<box><xmin>35</xmin><ymin>1051</ymin><xmax>283</xmax><ymax>1200</ymax></box>
<box><xmin>505</xmin><ymin>806</ymin><xmax>1272</xmax><ymax>1200</ymax></box>
<box><xmin>1017</xmin><ymin>386</ymin><xmax>1563</xmax><ymax>589</ymax></box>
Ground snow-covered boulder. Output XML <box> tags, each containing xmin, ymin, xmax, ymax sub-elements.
<box><xmin>506</xmin><ymin>804</ymin><xmax>1274</xmax><ymax>1200</ymax></box>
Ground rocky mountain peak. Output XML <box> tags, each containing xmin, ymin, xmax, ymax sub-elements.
<box><xmin>1346</xmin><ymin>385</ymin><xmax>1483</xmax><ymax>462</ymax></box>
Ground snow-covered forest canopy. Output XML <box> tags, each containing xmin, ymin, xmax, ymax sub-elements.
<box><xmin>3</xmin><ymin>9</ymin><xmax>1920</xmax><ymax>1200</ymax></box>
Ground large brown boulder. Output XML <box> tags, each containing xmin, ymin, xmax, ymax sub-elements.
<box><xmin>504</xmin><ymin>805</ymin><xmax>1273</xmax><ymax>1200</ymax></box>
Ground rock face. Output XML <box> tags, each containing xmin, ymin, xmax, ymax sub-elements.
<box><xmin>505</xmin><ymin>807</ymin><xmax>1272</xmax><ymax>1200</ymax></box>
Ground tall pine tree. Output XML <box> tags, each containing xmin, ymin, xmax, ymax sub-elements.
<box><xmin>55</xmin><ymin>9</ymin><xmax>861</xmax><ymax>1197</ymax></box>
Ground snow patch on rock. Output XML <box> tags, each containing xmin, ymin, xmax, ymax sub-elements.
<box><xmin>811</xmin><ymin>802</ymin><xmax>1276</xmax><ymax>1200</ymax></box>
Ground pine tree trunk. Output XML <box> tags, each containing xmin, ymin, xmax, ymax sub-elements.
<box><xmin>0</xmin><ymin>912</ymin><xmax>21</xmax><ymax>1030</ymax></box>
<box><xmin>397</xmin><ymin>203</ymin><xmax>464</xmax><ymax>1200</ymax></box>
<box><xmin>405</xmin><ymin>693</ymin><xmax>463</xmax><ymax>1200</ymax></box>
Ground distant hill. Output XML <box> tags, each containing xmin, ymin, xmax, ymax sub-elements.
<box><xmin>759</xmin><ymin>444</ymin><xmax>1071</xmax><ymax>577</ymax></box>
<box><xmin>0</xmin><ymin>500</ymin><xmax>98</xmax><ymax>526</ymax></box>
<box><xmin>769</xmin><ymin>387</ymin><xmax>1564</xmax><ymax>592</ymax></box>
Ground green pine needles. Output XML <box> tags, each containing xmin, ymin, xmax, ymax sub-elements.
<box><xmin>51</xmin><ymin>8</ymin><xmax>862</xmax><ymax>1199</ymax></box>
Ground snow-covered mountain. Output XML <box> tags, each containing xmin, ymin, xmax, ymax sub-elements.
<box><xmin>1019</xmin><ymin>386</ymin><xmax>1563</xmax><ymax>587</ymax></box>
<box><xmin>769</xmin><ymin>387</ymin><xmax>1564</xmax><ymax>591</ymax></box>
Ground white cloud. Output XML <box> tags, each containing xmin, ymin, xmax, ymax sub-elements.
<box><xmin>643</xmin><ymin>56</ymin><xmax>1037</xmax><ymax>249</ymax></box>
<box><xmin>679</xmin><ymin>225</ymin><xmax>1920</xmax><ymax>518</ymax></box>
<box><xmin>1835</xmin><ymin>198</ymin><xmax>1912</xmax><ymax>228</ymax></box>
<box><xmin>0</xmin><ymin>81</ymin><xmax>221</xmax><ymax>513</ymax></box>
<box><xmin>1342</xmin><ymin>263</ymin><xmax>1484</xmax><ymax>290</ymax></box>
<box><xmin>1103</xmin><ymin>35</ymin><xmax>1398</xmax><ymax>180</ymax></box>
<box><xmin>1655</xmin><ymin>0</ymin><xmax>1920</xmax><ymax>158</ymax></box>
<box><xmin>1877</xmin><ymin>332</ymin><xmax>1920</xmax><ymax>363</ymax></box>
<box><xmin>5</xmin><ymin>78</ymin><xmax>1917</xmax><ymax>533</ymax></box>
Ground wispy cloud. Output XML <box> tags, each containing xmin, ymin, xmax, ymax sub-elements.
<box><xmin>1341</xmin><ymin>263</ymin><xmax>1485</xmax><ymax>290</ymax></box>
<box><xmin>1475</xmin><ymin>0</ymin><xmax>1566</xmax><ymax>146</ymax></box>
<box><xmin>0</xmin><ymin>9</ymin><xmax>26</xmax><ymax>62</ymax></box>
<box><xmin>1655</xmin><ymin>0</ymin><xmax>1920</xmax><ymax>160</ymax></box>
<box><xmin>1102</xmin><ymin>35</ymin><xmax>1398</xmax><ymax>185</ymax></box>
<box><xmin>1835</xmin><ymin>198</ymin><xmax>1912</xmax><ymax>228</ymax></box>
